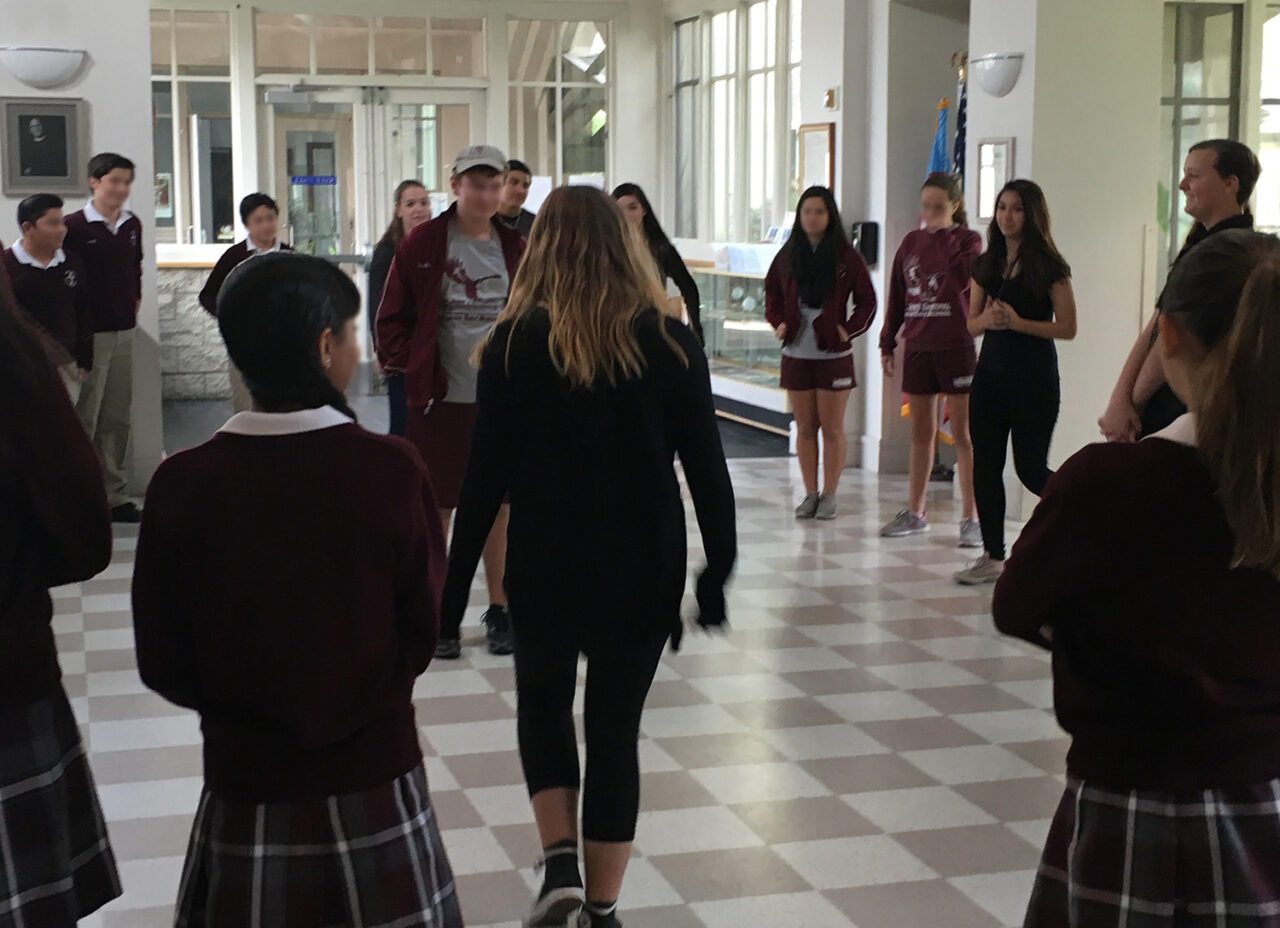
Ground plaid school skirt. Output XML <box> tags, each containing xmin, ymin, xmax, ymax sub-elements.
<box><xmin>1026</xmin><ymin>777</ymin><xmax>1280</xmax><ymax>927</ymax></box>
<box><xmin>175</xmin><ymin>764</ymin><xmax>463</xmax><ymax>928</ymax></box>
<box><xmin>0</xmin><ymin>689</ymin><xmax>121</xmax><ymax>927</ymax></box>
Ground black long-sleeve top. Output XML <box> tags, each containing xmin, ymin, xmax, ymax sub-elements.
<box><xmin>441</xmin><ymin>308</ymin><xmax>735</xmax><ymax>647</ymax></box>
<box><xmin>655</xmin><ymin>243</ymin><xmax>704</xmax><ymax>345</ymax></box>
<box><xmin>367</xmin><ymin>238</ymin><xmax>396</xmax><ymax>346</ymax></box>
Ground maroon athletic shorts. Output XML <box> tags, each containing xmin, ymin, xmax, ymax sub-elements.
<box><xmin>780</xmin><ymin>355</ymin><xmax>857</xmax><ymax>392</ymax></box>
<box><xmin>901</xmin><ymin>345</ymin><xmax>977</xmax><ymax>396</ymax></box>
<box><xmin>406</xmin><ymin>401</ymin><xmax>477</xmax><ymax>510</ymax></box>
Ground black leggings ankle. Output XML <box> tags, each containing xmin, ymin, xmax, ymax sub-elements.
<box><xmin>969</xmin><ymin>366</ymin><xmax>1060</xmax><ymax>561</ymax></box>
<box><xmin>513</xmin><ymin>612</ymin><xmax>669</xmax><ymax>843</ymax></box>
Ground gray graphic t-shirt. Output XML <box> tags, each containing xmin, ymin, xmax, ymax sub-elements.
<box><xmin>439</xmin><ymin>222</ymin><xmax>509</xmax><ymax>403</ymax></box>
<box><xmin>780</xmin><ymin>306</ymin><xmax>854</xmax><ymax>360</ymax></box>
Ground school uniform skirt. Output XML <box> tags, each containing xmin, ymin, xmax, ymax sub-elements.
<box><xmin>175</xmin><ymin>764</ymin><xmax>462</xmax><ymax>928</ymax></box>
<box><xmin>0</xmin><ymin>689</ymin><xmax>121</xmax><ymax>927</ymax></box>
<box><xmin>1025</xmin><ymin>777</ymin><xmax>1280</xmax><ymax>927</ymax></box>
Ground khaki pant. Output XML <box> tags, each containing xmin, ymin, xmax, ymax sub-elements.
<box><xmin>77</xmin><ymin>329</ymin><xmax>134</xmax><ymax>507</ymax></box>
<box><xmin>59</xmin><ymin>363</ymin><xmax>83</xmax><ymax>406</ymax></box>
<box><xmin>228</xmin><ymin>360</ymin><xmax>253</xmax><ymax>412</ymax></box>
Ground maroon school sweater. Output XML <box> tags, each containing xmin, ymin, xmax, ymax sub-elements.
<box><xmin>0</xmin><ymin>347</ymin><xmax>112</xmax><ymax>708</ymax></box>
<box><xmin>198</xmin><ymin>240</ymin><xmax>291</xmax><ymax>315</ymax></box>
<box><xmin>993</xmin><ymin>425</ymin><xmax>1280</xmax><ymax>791</ymax></box>
<box><xmin>3</xmin><ymin>246</ymin><xmax>94</xmax><ymax>370</ymax></box>
<box><xmin>63</xmin><ymin>207</ymin><xmax>144</xmax><ymax>333</ymax></box>
<box><xmin>132</xmin><ymin>409</ymin><xmax>447</xmax><ymax>801</ymax></box>
<box><xmin>880</xmin><ymin>226</ymin><xmax>983</xmax><ymax>355</ymax></box>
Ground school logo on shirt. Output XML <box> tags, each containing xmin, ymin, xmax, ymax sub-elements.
<box><xmin>904</xmin><ymin>255</ymin><xmax>943</xmax><ymax>301</ymax></box>
<box><xmin>63</xmin><ymin>269</ymin><xmax>78</xmax><ymax>288</ymax></box>
<box><xmin>130</xmin><ymin>230</ymin><xmax>139</xmax><ymax>248</ymax></box>
<box><xmin>444</xmin><ymin>257</ymin><xmax>502</xmax><ymax>301</ymax></box>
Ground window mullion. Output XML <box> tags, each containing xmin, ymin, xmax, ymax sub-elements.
<box><xmin>735</xmin><ymin>3</ymin><xmax>749</xmax><ymax>243</ymax></box>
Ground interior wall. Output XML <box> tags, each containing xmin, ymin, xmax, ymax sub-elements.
<box><xmin>0</xmin><ymin>0</ymin><xmax>163</xmax><ymax>492</ymax></box>
<box><xmin>1030</xmin><ymin>0</ymin><xmax>1162</xmax><ymax>466</ymax></box>
<box><xmin>876</xmin><ymin>0</ymin><xmax>970</xmax><ymax>475</ymax></box>
<box><xmin>963</xmin><ymin>0</ymin><xmax>1036</xmax><ymax>196</ymax></box>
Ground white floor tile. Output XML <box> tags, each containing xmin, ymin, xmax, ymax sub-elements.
<box><xmin>640</xmin><ymin>704</ymin><xmax>748</xmax><ymax>739</ymax></box>
<box><xmin>902</xmin><ymin>745</ymin><xmax>1046</xmax><ymax>785</ymax></box>
<box><xmin>866</xmin><ymin>661</ymin><xmax>987</xmax><ymax>690</ymax></box>
<box><xmin>691</xmin><ymin>762</ymin><xmax>830</xmax><ymax>804</ymax></box>
<box><xmin>90</xmin><ymin>715</ymin><xmax>201</xmax><ymax>752</ymax></box>
<box><xmin>633</xmin><ymin>807</ymin><xmax>765</xmax><ymax>856</ymax></box>
<box><xmin>952</xmin><ymin>709</ymin><xmax>1063</xmax><ymax>744</ymax></box>
<box><xmin>98</xmin><ymin>777</ymin><xmax>203</xmax><ymax>821</ymax></box>
<box><xmin>774</xmin><ymin>835</ymin><xmax>937</xmax><ymax>890</ymax></box>
<box><xmin>950</xmin><ymin>871</ymin><xmax>1038</xmax><ymax>925</ymax></box>
<box><xmin>692</xmin><ymin>891</ymin><xmax>853</xmax><ymax>928</ymax></box>
<box><xmin>423</xmin><ymin>719</ymin><xmax>520</xmax><ymax>756</ymax></box>
<box><xmin>843</xmin><ymin>786</ymin><xmax>998</xmax><ymax>833</ymax></box>
<box><xmin>817</xmin><ymin>690</ymin><xmax>941</xmax><ymax>723</ymax></box>
<box><xmin>439</xmin><ymin>827</ymin><xmax>515</xmax><ymax>875</ymax></box>
<box><xmin>466</xmin><ymin>785</ymin><xmax>537</xmax><ymax>827</ymax></box>
<box><xmin>742</xmin><ymin>648</ymin><xmax>856</xmax><ymax>673</ymax></box>
<box><xmin>756</xmin><ymin>724</ymin><xmax>890</xmax><ymax>761</ymax></box>
<box><xmin>690</xmin><ymin>674</ymin><xmax>806</xmax><ymax>705</ymax></box>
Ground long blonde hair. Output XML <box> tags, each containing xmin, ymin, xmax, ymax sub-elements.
<box><xmin>1162</xmin><ymin>230</ymin><xmax>1280</xmax><ymax>577</ymax></box>
<box><xmin>484</xmin><ymin>186</ymin><xmax>686</xmax><ymax>387</ymax></box>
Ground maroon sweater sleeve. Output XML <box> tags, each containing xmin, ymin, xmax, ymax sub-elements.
<box><xmin>17</xmin><ymin>358</ymin><xmax>112</xmax><ymax>588</ymax></box>
<box><xmin>133</xmin><ymin>460</ymin><xmax>199</xmax><ymax>709</ymax></box>
<box><xmin>71</xmin><ymin>255</ymin><xmax>94</xmax><ymax>370</ymax></box>
<box><xmin>396</xmin><ymin>454</ymin><xmax>447</xmax><ymax>676</ymax></box>
<box><xmin>198</xmin><ymin>243</ymin><xmax>244</xmax><ymax>315</ymax></box>
<box><xmin>845</xmin><ymin>249</ymin><xmax>878</xmax><ymax>339</ymax></box>
<box><xmin>375</xmin><ymin>239</ymin><xmax>417</xmax><ymax>372</ymax></box>
<box><xmin>764</xmin><ymin>254</ymin><xmax>787</xmax><ymax>330</ymax></box>
<box><xmin>880</xmin><ymin>240</ymin><xmax>908</xmax><ymax>355</ymax></box>
<box><xmin>993</xmin><ymin>446</ymin><xmax>1120</xmax><ymax>649</ymax></box>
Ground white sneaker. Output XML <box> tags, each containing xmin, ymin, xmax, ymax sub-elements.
<box><xmin>954</xmin><ymin>554</ymin><xmax>1004</xmax><ymax>586</ymax></box>
<box><xmin>525</xmin><ymin>887</ymin><xmax>584</xmax><ymax>928</ymax></box>
<box><xmin>959</xmin><ymin>518</ymin><xmax>983</xmax><ymax>549</ymax></box>
<box><xmin>815</xmin><ymin>494</ymin><xmax>838</xmax><ymax>520</ymax></box>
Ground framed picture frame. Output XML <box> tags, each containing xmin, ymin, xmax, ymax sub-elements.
<box><xmin>154</xmin><ymin>172</ymin><xmax>173</xmax><ymax>220</ymax></box>
<box><xmin>798</xmin><ymin>122</ymin><xmax>836</xmax><ymax>191</ymax></box>
<box><xmin>1</xmin><ymin>97</ymin><xmax>89</xmax><ymax>196</ymax></box>
<box><xmin>976</xmin><ymin>137</ymin><xmax>1015</xmax><ymax>221</ymax></box>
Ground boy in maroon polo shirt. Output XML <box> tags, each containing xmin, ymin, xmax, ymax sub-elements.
<box><xmin>63</xmin><ymin>152</ymin><xmax>144</xmax><ymax>523</ymax></box>
<box><xmin>3</xmin><ymin>194</ymin><xmax>92</xmax><ymax>402</ymax></box>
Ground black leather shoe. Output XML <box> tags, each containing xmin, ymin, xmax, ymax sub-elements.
<box><xmin>483</xmin><ymin>606</ymin><xmax>515</xmax><ymax>656</ymax></box>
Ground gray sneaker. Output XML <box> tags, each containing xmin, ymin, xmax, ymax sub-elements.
<box><xmin>959</xmin><ymin>518</ymin><xmax>983</xmax><ymax>549</ymax></box>
<box><xmin>795</xmin><ymin>493</ymin><xmax>821</xmax><ymax>519</ymax></box>
<box><xmin>880</xmin><ymin>510</ymin><xmax>929</xmax><ymax>537</ymax></box>
<box><xmin>954</xmin><ymin>554</ymin><xmax>1004</xmax><ymax>586</ymax></box>
<box><xmin>815</xmin><ymin>495</ymin><xmax>838</xmax><ymax>520</ymax></box>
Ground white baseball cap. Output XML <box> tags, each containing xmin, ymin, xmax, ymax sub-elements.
<box><xmin>452</xmin><ymin>144</ymin><xmax>508</xmax><ymax>176</ymax></box>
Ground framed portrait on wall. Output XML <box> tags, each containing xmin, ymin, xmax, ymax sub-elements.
<box><xmin>155</xmin><ymin>172</ymin><xmax>173</xmax><ymax>220</ymax></box>
<box><xmin>976</xmin><ymin>138</ymin><xmax>1015</xmax><ymax>221</ymax></box>
<box><xmin>1</xmin><ymin>97</ymin><xmax>89</xmax><ymax>196</ymax></box>
<box><xmin>798</xmin><ymin>122</ymin><xmax>835</xmax><ymax>191</ymax></box>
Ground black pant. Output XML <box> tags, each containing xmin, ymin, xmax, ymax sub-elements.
<box><xmin>969</xmin><ymin>366</ymin><xmax>1060</xmax><ymax>561</ymax></box>
<box><xmin>386</xmin><ymin>373</ymin><xmax>407</xmax><ymax>437</ymax></box>
<box><xmin>513</xmin><ymin>611</ymin><xmax>669</xmax><ymax>843</ymax></box>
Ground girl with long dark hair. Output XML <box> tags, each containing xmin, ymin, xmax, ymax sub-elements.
<box><xmin>134</xmin><ymin>253</ymin><xmax>461</xmax><ymax>927</ymax></box>
<box><xmin>880</xmin><ymin>172</ymin><xmax>984</xmax><ymax>545</ymax></box>
<box><xmin>0</xmin><ymin>257</ymin><xmax>120</xmax><ymax>925</ymax></box>
<box><xmin>613</xmin><ymin>183</ymin><xmax>705</xmax><ymax>344</ymax></box>
<box><xmin>442</xmin><ymin>187</ymin><xmax>736</xmax><ymax>928</ymax></box>
<box><xmin>955</xmin><ymin>180</ymin><xmax>1077</xmax><ymax>585</ymax></box>
<box><xmin>765</xmin><ymin>185</ymin><xmax>877</xmax><ymax>520</ymax></box>
<box><xmin>369</xmin><ymin>179</ymin><xmax>431</xmax><ymax>436</ymax></box>
<box><xmin>996</xmin><ymin>229</ymin><xmax>1280</xmax><ymax>927</ymax></box>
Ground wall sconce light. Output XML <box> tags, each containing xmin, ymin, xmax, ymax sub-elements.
<box><xmin>970</xmin><ymin>53</ymin><xmax>1024</xmax><ymax>98</ymax></box>
<box><xmin>0</xmin><ymin>47</ymin><xmax>90</xmax><ymax>90</ymax></box>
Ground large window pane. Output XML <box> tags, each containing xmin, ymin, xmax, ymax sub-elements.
<box><xmin>256</xmin><ymin>14</ymin><xmax>310</xmax><ymax>74</ymax></box>
<box><xmin>152</xmin><ymin>81</ymin><xmax>176</xmax><ymax>243</ymax></box>
<box><xmin>175</xmin><ymin>11</ymin><xmax>230</xmax><ymax>77</ymax></box>
<box><xmin>315</xmin><ymin>16</ymin><xmax>370</xmax><ymax>76</ymax></box>
<box><xmin>747</xmin><ymin>0</ymin><xmax>776</xmax><ymax>72</ymax></box>
<box><xmin>710</xmin><ymin>11</ymin><xmax>736</xmax><ymax>78</ymax></box>
<box><xmin>374</xmin><ymin>17</ymin><xmax>427</xmax><ymax>75</ymax></box>
<box><xmin>1177</xmin><ymin>5</ymin><xmax>1236</xmax><ymax>98</ymax></box>
<box><xmin>178</xmin><ymin>82</ymin><xmax>234</xmax><ymax>244</ymax></box>
<box><xmin>562</xmin><ymin>22</ymin><xmax>608</xmax><ymax>85</ymax></box>
<box><xmin>711</xmin><ymin>78</ymin><xmax>737</xmax><ymax>240</ymax></box>
<box><xmin>151</xmin><ymin>10</ymin><xmax>172</xmax><ymax>76</ymax></box>
<box><xmin>509</xmin><ymin>20</ymin><xmax>558</xmax><ymax>82</ymax></box>
<box><xmin>790</xmin><ymin>0</ymin><xmax>803</xmax><ymax>65</ymax></box>
<box><xmin>432</xmin><ymin>19</ymin><xmax>486</xmax><ymax>78</ymax></box>
<box><xmin>1258</xmin><ymin>104</ymin><xmax>1280</xmax><ymax>234</ymax></box>
<box><xmin>748</xmin><ymin>71</ymin><xmax>776</xmax><ymax>241</ymax></box>
<box><xmin>675</xmin><ymin>18</ymin><xmax>698</xmax><ymax>84</ymax></box>
<box><xmin>1176</xmin><ymin>102</ymin><xmax>1233</xmax><ymax>244</ymax></box>
<box><xmin>675</xmin><ymin>85</ymin><xmax>697</xmax><ymax>238</ymax></box>
<box><xmin>1161</xmin><ymin>5</ymin><xmax>1176</xmax><ymax>97</ymax></box>
<box><xmin>562</xmin><ymin>87</ymin><xmax>607</xmax><ymax>186</ymax></box>
<box><xmin>1264</xmin><ymin>6</ymin><xmax>1280</xmax><ymax>101</ymax></box>
<box><xmin>510</xmin><ymin>85</ymin><xmax>557</xmax><ymax>180</ymax></box>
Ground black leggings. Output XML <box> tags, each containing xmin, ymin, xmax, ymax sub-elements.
<box><xmin>969</xmin><ymin>366</ymin><xmax>1060</xmax><ymax>561</ymax></box>
<box><xmin>513</xmin><ymin>611</ymin><xmax>669</xmax><ymax>843</ymax></box>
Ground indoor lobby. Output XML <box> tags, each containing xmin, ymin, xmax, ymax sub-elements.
<box><xmin>1</xmin><ymin>0</ymin><xmax>1278</xmax><ymax>926</ymax></box>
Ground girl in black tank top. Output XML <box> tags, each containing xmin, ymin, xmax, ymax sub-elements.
<box><xmin>957</xmin><ymin>180</ymin><xmax>1078</xmax><ymax>586</ymax></box>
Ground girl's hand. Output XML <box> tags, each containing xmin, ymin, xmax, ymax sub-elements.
<box><xmin>976</xmin><ymin>301</ymin><xmax>1008</xmax><ymax>332</ymax></box>
<box><xmin>774</xmin><ymin>322</ymin><xmax>788</xmax><ymax>341</ymax></box>
<box><xmin>881</xmin><ymin>353</ymin><xmax>896</xmax><ymax>379</ymax></box>
<box><xmin>837</xmin><ymin>324</ymin><xmax>850</xmax><ymax>343</ymax></box>
<box><xmin>995</xmin><ymin>300</ymin><xmax>1025</xmax><ymax>333</ymax></box>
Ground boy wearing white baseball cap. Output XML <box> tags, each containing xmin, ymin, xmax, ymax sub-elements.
<box><xmin>375</xmin><ymin>146</ymin><xmax>524</xmax><ymax>659</ymax></box>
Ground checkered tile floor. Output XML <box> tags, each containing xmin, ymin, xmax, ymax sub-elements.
<box><xmin>61</xmin><ymin>458</ymin><xmax>1059</xmax><ymax>928</ymax></box>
